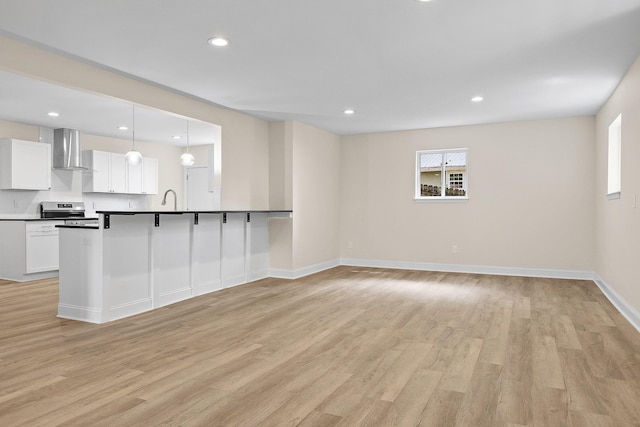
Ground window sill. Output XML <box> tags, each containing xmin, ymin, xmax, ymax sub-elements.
<box><xmin>414</xmin><ymin>197</ymin><xmax>469</xmax><ymax>203</ymax></box>
<box><xmin>607</xmin><ymin>192</ymin><xmax>621</xmax><ymax>200</ymax></box>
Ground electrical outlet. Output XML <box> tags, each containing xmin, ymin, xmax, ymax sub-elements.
<box><xmin>451</xmin><ymin>245</ymin><xmax>458</xmax><ymax>254</ymax></box>
<box><xmin>13</xmin><ymin>199</ymin><xmax>21</xmax><ymax>209</ymax></box>
<box><xmin>347</xmin><ymin>241</ymin><xmax>353</xmax><ymax>249</ymax></box>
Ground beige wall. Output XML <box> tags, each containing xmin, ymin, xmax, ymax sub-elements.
<box><xmin>291</xmin><ymin>121</ymin><xmax>341</xmax><ymax>270</ymax></box>
<box><xmin>340</xmin><ymin>117</ymin><xmax>596</xmax><ymax>271</ymax></box>
<box><xmin>595</xmin><ymin>56</ymin><xmax>640</xmax><ymax>312</ymax></box>
<box><xmin>268</xmin><ymin>121</ymin><xmax>293</xmax><ymax>271</ymax></box>
<box><xmin>0</xmin><ymin>35</ymin><xmax>269</xmax><ymax>210</ymax></box>
<box><xmin>0</xmin><ymin>119</ymin><xmax>39</xmax><ymax>141</ymax></box>
<box><xmin>268</xmin><ymin>121</ymin><xmax>341</xmax><ymax>272</ymax></box>
<box><xmin>268</xmin><ymin>121</ymin><xmax>293</xmax><ymax>210</ymax></box>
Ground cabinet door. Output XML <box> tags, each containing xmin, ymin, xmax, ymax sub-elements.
<box><xmin>127</xmin><ymin>161</ymin><xmax>143</xmax><ymax>194</ymax></box>
<box><xmin>142</xmin><ymin>157</ymin><xmax>158</xmax><ymax>194</ymax></box>
<box><xmin>25</xmin><ymin>222</ymin><xmax>62</xmax><ymax>273</ymax></box>
<box><xmin>221</xmin><ymin>213</ymin><xmax>246</xmax><ymax>288</ymax></box>
<box><xmin>109</xmin><ymin>153</ymin><xmax>127</xmax><ymax>193</ymax></box>
<box><xmin>0</xmin><ymin>139</ymin><xmax>51</xmax><ymax>190</ymax></box>
<box><xmin>86</xmin><ymin>150</ymin><xmax>111</xmax><ymax>192</ymax></box>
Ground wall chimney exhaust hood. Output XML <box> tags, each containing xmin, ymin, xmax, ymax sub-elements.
<box><xmin>53</xmin><ymin>128</ymin><xmax>88</xmax><ymax>170</ymax></box>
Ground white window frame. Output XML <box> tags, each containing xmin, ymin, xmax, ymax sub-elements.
<box><xmin>607</xmin><ymin>114</ymin><xmax>622</xmax><ymax>200</ymax></box>
<box><xmin>415</xmin><ymin>148</ymin><xmax>469</xmax><ymax>201</ymax></box>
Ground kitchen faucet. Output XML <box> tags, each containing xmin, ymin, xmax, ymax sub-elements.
<box><xmin>161</xmin><ymin>189</ymin><xmax>177</xmax><ymax>211</ymax></box>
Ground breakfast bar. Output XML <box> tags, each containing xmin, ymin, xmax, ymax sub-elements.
<box><xmin>57</xmin><ymin>210</ymin><xmax>292</xmax><ymax>323</ymax></box>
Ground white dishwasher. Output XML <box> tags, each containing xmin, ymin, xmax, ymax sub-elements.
<box><xmin>25</xmin><ymin>221</ymin><xmax>64</xmax><ymax>273</ymax></box>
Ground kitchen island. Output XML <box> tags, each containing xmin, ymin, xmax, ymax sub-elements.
<box><xmin>57</xmin><ymin>210</ymin><xmax>292</xmax><ymax>323</ymax></box>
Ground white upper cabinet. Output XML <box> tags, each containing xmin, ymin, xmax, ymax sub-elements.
<box><xmin>142</xmin><ymin>157</ymin><xmax>158</xmax><ymax>195</ymax></box>
<box><xmin>126</xmin><ymin>156</ymin><xmax>157</xmax><ymax>195</ymax></box>
<box><xmin>83</xmin><ymin>150</ymin><xmax>110</xmax><ymax>192</ymax></box>
<box><xmin>83</xmin><ymin>150</ymin><xmax>157</xmax><ymax>194</ymax></box>
<box><xmin>83</xmin><ymin>150</ymin><xmax>113</xmax><ymax>193</ymax></box>
<box><xmin>110</xmin><ymin>153</ymin><xmax>127</xmax><ymax>193</ymax></box>
<box><xmin>127</xmin><ymin>160</ymin><xmax>143</xmax><ymax>194</ymax></box>
<box><xmin>0</xmin><ymin>139</ymin><xmax>51</xmax><ymax>190</ymax></box>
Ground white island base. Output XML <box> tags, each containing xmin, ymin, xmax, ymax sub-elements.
<box><xmin>58</xmin><ymin>211</ymin><xmax>286</xmax><ymax>324</ymax></box>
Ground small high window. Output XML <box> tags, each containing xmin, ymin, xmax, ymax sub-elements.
<box><xmin>416</xmin><ymin>149</ymin><xmax>468</xmax><ymax>199</ymax></box>
<box><xmin>607</xmin><ymin>114</ymin><xmax>622</xmax><ymax>199</ymax></box>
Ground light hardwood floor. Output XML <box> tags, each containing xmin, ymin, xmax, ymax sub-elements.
<box><xmin>1</xmin><ymin>267</ymin><xmax>640</xmax><ymax>426</ymax></box>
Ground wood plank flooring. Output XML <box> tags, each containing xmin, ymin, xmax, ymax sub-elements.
<box><xmin>1</xmin><ymin>267</ymin><xmax>640</xmax><ymax>426</ymax></box>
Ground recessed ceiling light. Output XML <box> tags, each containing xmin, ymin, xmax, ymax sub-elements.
<box><xmin>118</xmin><ymin>126</ymin><xmax>128</xmax><ymax>130</ymax></box>
<box><xmin>417</xmin><ymin>0</ymin><xmax>433</xmax><ymax>2</ymax></box>
<box><xmin>47</xmin><ymin>112</ymin><xmax>59</xmax><ymax>117</ymax></box>
<box><xmin>471</xmin><ymin>96</ymin><xmax>484</xmax><ymax>102</ymax></box>
<box><xmin>208</xmin><ymin>37</ymin><xmax>229</xmax><ymax>47</ymax></box>
<box><xmin>344</xmin><ymin>109</ymin><xmax>355</xmax><ymax>115</ymax></box>
<box><xmin>172</xmin><ymin>135</ymin><xmax>182</xmax><ymax>140</ymax></box>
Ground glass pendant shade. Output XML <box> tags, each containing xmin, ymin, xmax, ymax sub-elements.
<box><xmin>180</xmin><ymin>120</ymin><xmax>195</xmax><ymax>166</ymax></box>
<box><xmin>126</xmin><ymin>105</ymin><xmax>142</xmax><ymax>165</ymax></box>
<box><xmin>180</xmin><ymin>152</ymin><xmax>195</xmax><ymax>166</ymax></box>
<box><xmin>126</xmin><ymin>150</ymin><xmax>143</xmax><ymax>165</ymax></box>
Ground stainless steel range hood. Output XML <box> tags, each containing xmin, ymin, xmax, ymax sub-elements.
<box><xmin>53</xmin><ymin>128</ymin><xmax>87</xmax><ymax>170</ymax></box>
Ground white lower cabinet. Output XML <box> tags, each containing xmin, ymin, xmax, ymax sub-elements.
<box><xmin>0</xmin><ymin>220</ymin><xmax>63</xmax><ymax>281</ymax></box>
<box><xmin>26</xmin><ymin>222</ymin><xmax>62</xmax><ymax>273</ymax></box>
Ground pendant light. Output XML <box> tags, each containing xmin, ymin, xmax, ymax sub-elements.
<box><xmin>180</xmin><ymin>120</ymin><xmax>195</xmax><ymax>166</ymax></box>
<box><xmin>125</xmin><ymin>105</ymin><xmax>143</xmax><ymax>165</ymax></box>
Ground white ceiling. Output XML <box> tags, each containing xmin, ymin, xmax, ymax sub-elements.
<box><xmin>1</xmin><ymin>0</ymin><xmax>640</xmax><ymax>136</ymax></box>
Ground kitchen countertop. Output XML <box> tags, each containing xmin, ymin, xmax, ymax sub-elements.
<box><xmin>95</xmin><ymin>210</ymin><xmax>292</xmax><ymax>215</ymax></box>
<box><xmin>0</xmin><ymin>217</ymin><xmax>99</xmax><ymax>221</ymax></box>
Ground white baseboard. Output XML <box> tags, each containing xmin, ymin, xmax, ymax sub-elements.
<box><xmin>109</xmin><ymin>298</ymin><xmax>153</xmax><ymax>322</ymax></box>
<box><xmin>156</xmin><ymin>287</ymin><xmax>192</xmax><ymax>307</ymax></box>
<box><xmin>339</xmin><ymin>258</ymin><xmax>595</xmax><ymax>280</ymax></box>
<box><xmin>593</xmin><ymin>274</ymin><xmax>640</xmax><ymax>333</ymax></box>
<box><xmin>193</xmin><ymin>280</ymin><xmax>223</xmax><ymax>296</ymax></box>
<box><xmin>247</xmin><ymin>270</ymin><xmax>269</xmax><ymax>283</ymax></box>
<box><xmin>269</xmin><ymin>259</ymin><xmax>340</xmax><ymax>280</ymax></box>
<box><xmin>223</xmin><ymin>273</ymin><xmax>248</xmax><ymax>289</ymax></box>
<box><xmin>58</xmin><ymin>303</ymin><xmax>104</xmax><ymax>324</ymax></box>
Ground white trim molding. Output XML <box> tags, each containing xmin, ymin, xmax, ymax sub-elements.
<box><xmin>593</xmin><ymin>274</ymin><xmax>640</xmax><ymax>333</ymax></box>
<box><xmin>339</xmin><ymin>258</ymin><xmax>595</xmax><ymax>280</ymax></box>
<box><xmin>269</xmin><ymin>259</ymin><xmax>340</xmax><ymax>280</ymax></box>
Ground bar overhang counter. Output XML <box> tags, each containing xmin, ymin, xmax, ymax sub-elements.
<box><xmin>57</xmin><ymin>210</ymin><xmax>292</xmax><ymax>324</ymax></box>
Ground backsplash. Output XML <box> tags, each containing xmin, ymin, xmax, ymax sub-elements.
<box><xmin>0</xmin><ymin>169</ymin><xmax>151</xmax><ymax>218</ymax></box>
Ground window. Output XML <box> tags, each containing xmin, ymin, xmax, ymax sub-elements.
<box><xmin>449</xmin><ymin>173</ymin><xmax>463</xmax><ymax>189</ymax></box>
<box><xmin>607</xmin><ymin>114</ymin><xmax>622</xmax><ymax>198</ymax></box>
<box><xmin>416</xmin><ymin>149</ymin><xmax>468</xmax><ymax>199</ymax></box>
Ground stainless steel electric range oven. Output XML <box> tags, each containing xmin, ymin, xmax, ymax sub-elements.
<box><xmin>40</xmin><ymin>201</ymin><xmax>99</xmax><ymax>225</ymax></box>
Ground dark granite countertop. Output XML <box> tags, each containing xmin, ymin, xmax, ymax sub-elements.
<box><xmin>95</xmin><ymin>210</ymin><xmax>292</xmax><ymax>215</ymax></box>
<box><xmin>0</xmin><ymin>217</ymin><xmax>99</xmax><ymax>221</ymax></box>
